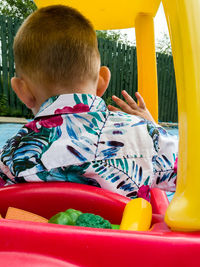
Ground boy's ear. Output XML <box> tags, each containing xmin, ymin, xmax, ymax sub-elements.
<box><xmin>96</xmin><ymin>66</ymin><xmax>111</xmax><ymax>97</ymax></box>
<box><xmin>11</xmin><ymin>77</ymin><xmax>36</xmax><ymax>109</ymax></box>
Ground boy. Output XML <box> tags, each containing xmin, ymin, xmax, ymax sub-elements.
<box><xmin>0</xmin><ymin>5</ymin><xmax>178</xmax><ymax>200</ymax></box>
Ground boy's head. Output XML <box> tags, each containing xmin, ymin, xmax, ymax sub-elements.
<box><xmin>11</xmin><ymin>5</ymin><xmax>110</xmax><ymax>114</ymax></box>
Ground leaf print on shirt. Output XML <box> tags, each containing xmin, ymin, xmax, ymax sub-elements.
<box><xmin>91</xmin><ymin>112</ymin><xmax>128</xmax><ymax>159</ymax></box>
<box><xmin>0</xmin><ymin>167</ymin><xmax>14</xmax><ymax>186</ymax></box>
<box><xmin>67</xmin><ymin>145</ymin><xmax>87</xmax><ymax>162</ymax></box>
<box><xmin>130</xmin><ymin>119</ymin><xmax>160</xmax><ymax>152</ymax></box>
<box><xmin>92</xmin><ymin>158</ymin><xmax>149</xmax><ymax>199</ymax></box>
<box><xmin>96</xmin><ymin>141</ymin><xmax>124</xmax><ymax>159</ymax></box>
<box><xmin>65</xmin><ymin>111</ymin><xmax>125</xmax><ymax>161</ymax></box>
<box><xmin>104</xmin><ymin>112</ymin><xmax>132</xmax><ymax>136</ymax></box>
<box><xmin>147</xmin><ymin>122</ymin><xmax>160</xmax><ymax>152</ymax></box>
<box><xmin>73</xmin><ymin>93</ymin><xmax>107</xmax><ymax>112</ymax></box>
<box><xmin>104</xmin><ymin>118</ymin><xmax>147</xmax><ymax>135</ymax></box>
<box><xmin>66</xmin><ymin>110</ymin><xmax>148</xmax><ymax>162</ymax></box>
<box><xmin>152</xmin><ymin>154</ymin><xmax>174</xmax><ymax>172</ymax></box>
<box><xmin>65</xmin><ymin>111</ymin><xmax>101</xmax><ymax>162</ymax></box>
<box><xmin>152</xmin><ymin>154</ymin><xmax>176</xmax><ymax>185</ymax></box>
<box><xmin>131</xmin><ymin>119</ymin><xmax>147</xmax><ymax>127</ymax></box>
<box><xmin>36</xmin><ymin>162</ymin><xmax>100</xmax><ymax>187</ymax></box>
<box><xmin>74</xmin><ymin>93</ymin><xmax>91</xmax><ymax>104</ymax></box>
<box><xmin>65</xmin><ymin>111</ymin><xmax>105</xmax><ymax>160</ymax></box>
<box><xmin>65</xmin><ymin>116</ymin><xmax>81</xmax><ymax>140</ymax></box>
<box><xmin>157</xmin><ymin>127</ymin><xmax>168</xmax><ymax>136</ymax></box>
<box><xmin>1</xmin><ymin>125</ymin><xmax>62</xmax><ymax>176</ymax></box>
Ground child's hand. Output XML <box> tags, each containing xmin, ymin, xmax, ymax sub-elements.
<box><xmin>108</xmin><ymin>90</ymin><xmax>155</xmax><ymax>123</ymax></box>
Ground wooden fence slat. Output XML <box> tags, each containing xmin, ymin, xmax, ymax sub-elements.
<box><xmin>111</xmin><ymin>40</ymin><xmax>117</xmax><ymax>101</ymax></box>
<box><xmin>158</xmin><ymin>53</ymin><xmax>164</xmax><ymax>121</ymax></box>
<box><xmin>163</xmin><ymin>55</ymin><xmax>170</xmax><ymax>122</ymax></box>
<box><xmin>7</xmin><ymin>17</ymin><xmax>15</xmax><ymax>108</ymax></box>
<box><xmin>159</xmin><ymin>53</ymin><xmax>166</xmax><ymax>122</ymax></box>
<box><xmin>108</xmin><ymin>40</ymin><xmax>113</xmax><ymax>98</ymax></box>
<box><xmin>1</xmin><ymin>16</ymin><xmax>9</xmax><ymax>99</ymax></box>
<box><xmin>157</xmin><ymin>54</ymin><xmax>163</xmax><ymax>120</ymax></box>
<box><xmin>120</xmin><ymin>44</ymin><xmax>125</xmax><ymax>93</ymax></box>
<box><xmin>111</xmin><ymin>40</ymin><xmax>116</xmax><ymax>98</ymax></box>
<box><xmin>133</xmin><ymin>47</ymin><xmax>138</xmax><ymax>98</ymax></box>
<box><xmin>116</xmin><ymin>42</ymin><xmax>121</xmax><ymax>98</ymax></box>
<box><xmin>169</xmin><ymin>58</ymin><xmax>178</xmax><ymax>122</ymax></box>
<box><xmin>129</xmin><ymin>47</ymin><xmax>134</xmax><ymax>96</ymax></box>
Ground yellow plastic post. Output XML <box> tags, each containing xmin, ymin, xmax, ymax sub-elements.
<box><xmin>120</xmin><ymin>198</ymin><xmax>152</xmax><ymax>231</ymax></box>
<box><xmin>163</xmin><ymin>0</ymin><xmax>200</xmax><ymax>231</ymax></box>
<box><xmin>135</xmin><ymin>14</ymin><xmax>158</xmax><ymax>122</ymax></box>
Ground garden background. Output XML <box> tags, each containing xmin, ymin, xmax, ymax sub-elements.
<box><xmin>0</xmin><ymin>15</ymin><xmax>178</xmax><ymax>122</ymax></box>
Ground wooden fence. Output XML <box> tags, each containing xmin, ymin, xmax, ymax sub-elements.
<box><xmin>0</xmin><ymin>16</ymin><xmax>25</xmax><ymax>116</ymax></box>
<box><xmin>0</xmin><ymin>15</ymin><xmax>178</xmax><ymax>122</ymax></box>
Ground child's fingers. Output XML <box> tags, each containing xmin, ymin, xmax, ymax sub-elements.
<box><xmin>107</xmin><ymin>105</ymin><xmax>121</xmax><ymax>112</ymax></box>
<box><xmin>121</xmin><ymin>90</ymin><xmax>138</xmax><ymax>109</ymax></box>
<box><xmin>135</xmin><ymin>92</ymin><xmax>146</xmax><ymax>109</ymax></box>
<box><xmin>112</xmin><ymin>95</ymin><xmax>135</xmax><ymax>114</ymax></box>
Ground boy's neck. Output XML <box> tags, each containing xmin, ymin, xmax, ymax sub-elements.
<box><xmin>32</xmin><ymin>81</ymin><xmax>98</xmax><ymax>115</ymax></box>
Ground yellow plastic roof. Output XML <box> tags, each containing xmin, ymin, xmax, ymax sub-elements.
<box><xmin>34</xmin><ymin>0</ymin><xmax>161</xmax><ymax>30</ymax></box>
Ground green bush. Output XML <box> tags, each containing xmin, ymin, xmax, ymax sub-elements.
<box><xmin>9</xmin><ymin>108</ymin><xmax>23</xmax><ymax>117</ymax></box>
<box><xmin>0</xmin><ymin>94</ymin><xmax>9</xmax><ymax>116</ymax></box>
<box><xmin>0</xmin><ymin>93</ymin><xmax>34</xmax><ymax>118</ymax></box>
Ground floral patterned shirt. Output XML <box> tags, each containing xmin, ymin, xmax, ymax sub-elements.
<box><xmin>0</xmin><ymin>94</ymin><xmax>178</xmax><ymax>200</ymax></box>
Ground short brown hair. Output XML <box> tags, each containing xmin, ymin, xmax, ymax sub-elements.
<box><xmin>13</xmin><ymin>5</ymin><xmax>100</xmax><ymax>88</ymax></box>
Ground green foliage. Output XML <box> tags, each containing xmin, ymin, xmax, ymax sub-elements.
<box><xmin>9</xmin><ymin>108</ymin><xmax>23</xmax><ymax>117</ymax></box>
<box><xmin>156</xmin><ymin>33</ymin><xmax>172</xmax><ymax>55</ymax></box>
<box><xmin>96</xmin><ymin>30</ymin><xmax>134</xmax><ymax>46</ymax></box>
<box><xmin>0</xmin><ymin>93</ymin><xmax>33</xmax><ymax>118</ymax></box>
<box><xmin>7</xmin><ymin>106</ymin><xmax>33</xmax><ymax>119</ymax></box>
<box><xmin>0</xmin><ymin>0</ymin><xmax>36</xmax><ymax>19</ymax></box>
<box><xmin>24</xmin><ymin>109</ymin><xmax>34</xmax><ymax>119</ymax></box>
<box><xmin>0</xmin><ymin>94</ymin><xmax>9</xmax><ymax>116</ymax></box>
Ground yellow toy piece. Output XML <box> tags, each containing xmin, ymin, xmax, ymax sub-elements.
<box><xmin>120</xmin><ymin>198</ymin><xmax>152</xmax><ymax>231</ymax></box>
<box><xmin>163</xmin><ymin>0</ymin><xmax>200</xmax><ymax>232</ymax></box>
<box><xmin>33</xmin><ymin>0</ymin><xmax>200</xmax><ymax>231</ymax></box>
<box><xmin>34</xmin><ymin>0</ymin><xmax>160</xmax><ymax>122</ymax></box>
<box><xmin>34</xmin><ymin>0</ymin><xmax>160</xmax><ymax>30</ymax></box>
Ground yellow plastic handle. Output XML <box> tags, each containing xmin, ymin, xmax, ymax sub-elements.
<box><xmin>120</xmin><ymin>198</ymin><xmax>152</xmax><ymax>231</ymax></box>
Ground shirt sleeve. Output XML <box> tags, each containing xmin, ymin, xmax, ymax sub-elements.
<box><xmin>0</xmin><ymin>152</ymin><xmax>16</xmax><ymax>186</ymax></box>
<box><xmin>151</xmin><ymin>126</ymin><xmax>178</xmax><ymax>192</ymax></box>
